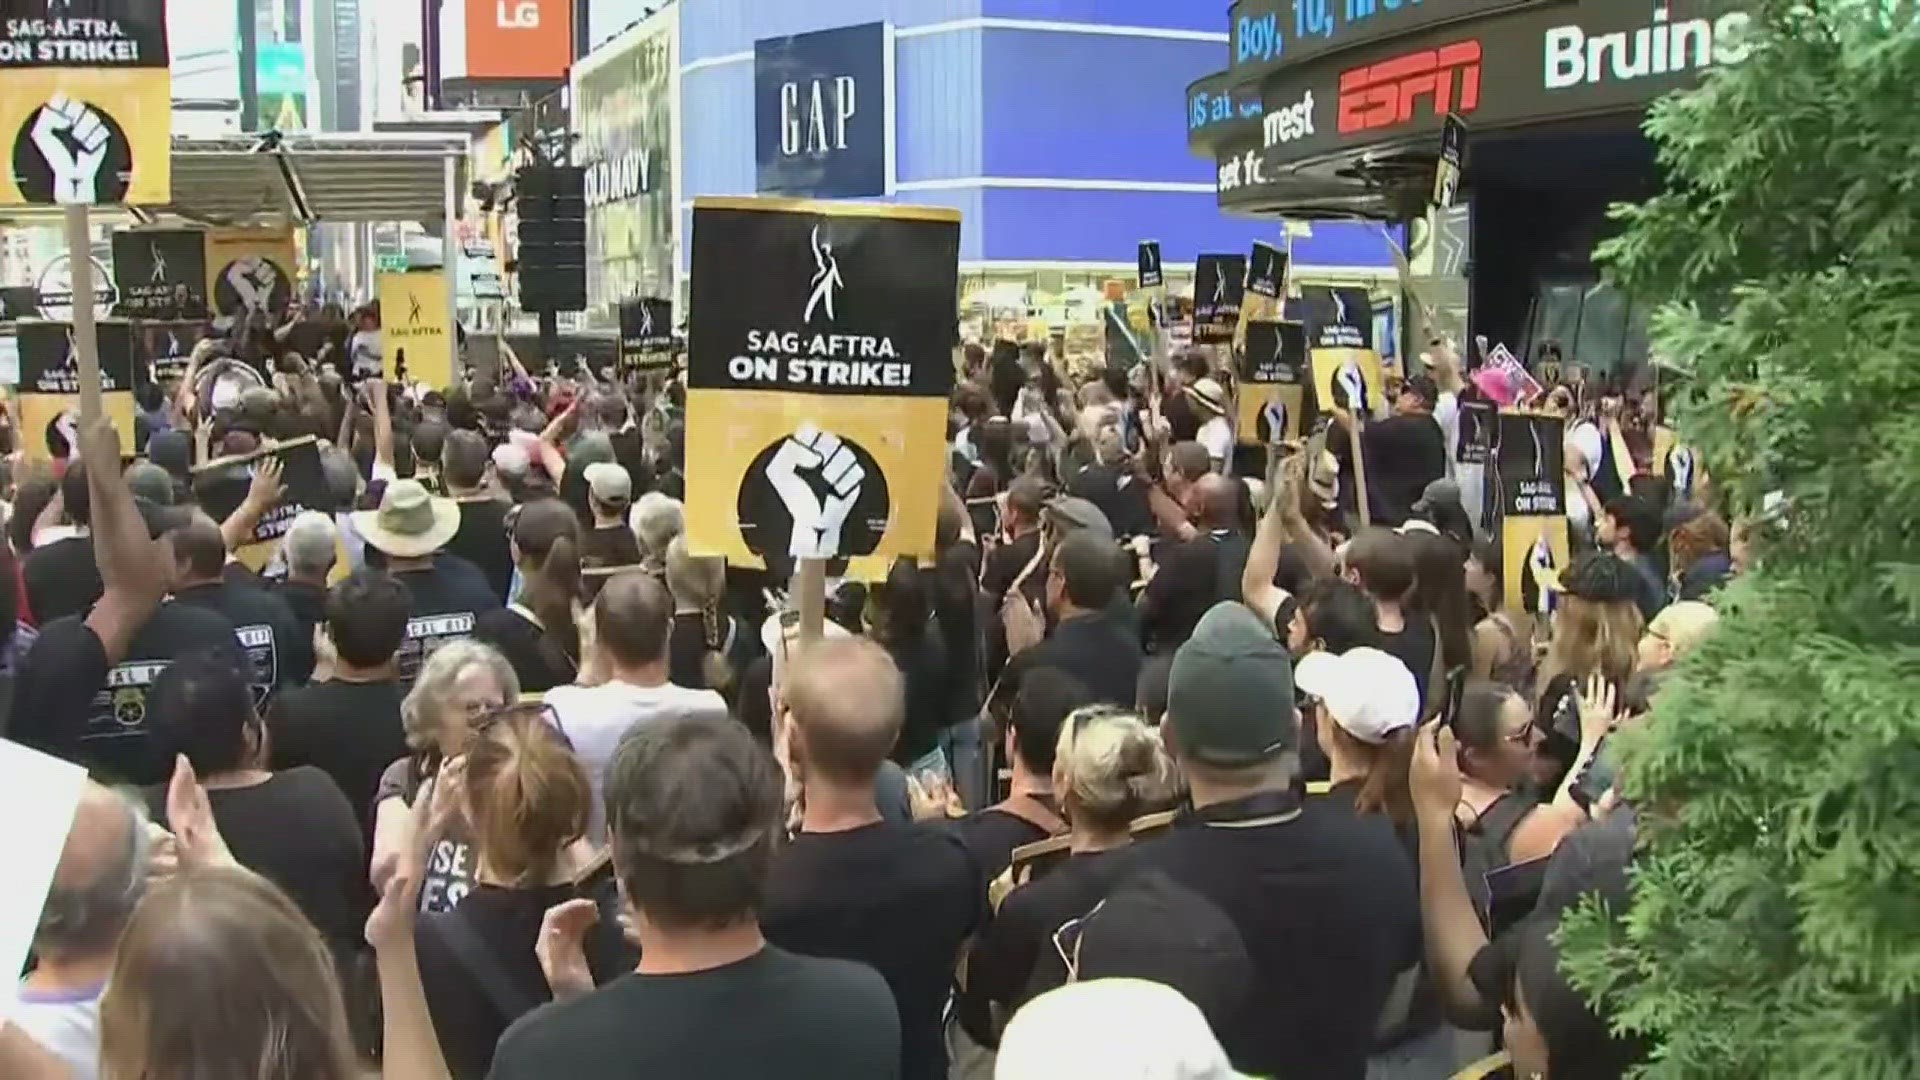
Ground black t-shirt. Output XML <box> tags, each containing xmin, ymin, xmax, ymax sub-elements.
<box><xmin>1377</xmin><ymin>613</ymin><xmax>1438</xmax><ymax>717</ymax></box>
<box><xmin>488</xmin><ymin>947</ymin><xmax>900</xmax><ymax>1080</ymax></box>
<box><xmin>970</xmin><ymin>846</ymin><xmax>1141</xmax><ymax>1022</ymax></box>
<box><xmin>981</xmin><ymin>531</ymin><xmax>1041</xmax><ymax>603</ymax></box>
<box><xmin>393</xmin><ymin>557</ymin><xmax>504</xmax><ymax>682</ymax></box>
<box><xmin>1140</xmin><ymin>530</ymin><xmax>1242</xmax><ymax>654</ymax></box>
<box><xmin>448</xmin><ymin>498</ymin><xmax>515</xmax><ymax>604</ymax></box>
<box><xmin>10</xmin><ymin>603</ymin><xmax>241</xmax><ymax>786</ymax></box>
<box><xmin>948</xmin><ymin>805</ymin><xmax>1055</xmax><ymax>889</ymax></box>
<box><xmin>1002</xmin><ymin>608</ymin><xmax>1143</xmax><ymax>711</ymax></box>
<box><xmin>884</xmin><ymin>628</ymin><xmax>952</xmax><ymax>767</ymax></box>
<box><xmin>1126</xmin><ymin>795</ymin><xmax>1421</xmax><ymax>1080</ymax></box>
<box><xmin>22</xmin><ymin>535</ymin><xmax>103</xmax><ymax>624</ymax></box>
<box><xmin>145</xmin><ymin>767</ymin><xmax>371</xmax><ymax>956</ymax></box>
<box><xmin>376</xmin><ymin>757</ymin><xmax>479</xmax><ymax>913</ymax></box>
<box><xmin>417</xmin><ymin>883</ymin><xmax>631</xmax><ymax>1080</ymax></box>
<box><xmin>580</xmin><ymin>524</ymin><xmax>643</xmax><ymax>569</ymax></box>
<box><xmin>1362</xmin><ymin>414</ymin><xmax>1446</xmax><ymax>527</ymax></box>
<box><xmin>1067</xmin><ymin>463</ymin><xmax>1153</xmax><ymax>539</ymax></box>
<box><xmin>763</xmin><ymin>822</ymin><xmax>984</xmax><ymax>1080</ymax></box>
<box><xmin>175</xmin><ymin>580</ymin><xmax>313</xmax><ymax>707</ymax></box>
<box><xmin>473</xmin><ymin>607</ymin><xmax>574</xmax><ymax>693</ymax></box>
<box><xmin>271</xmin><ymin>578</ymin><xmax>330</xmax><ymax>654</ymax></box>
<box><xmin>268</xmin><ymin>678</ymin><xmax>408</xmax><ymax>844</ymax></box>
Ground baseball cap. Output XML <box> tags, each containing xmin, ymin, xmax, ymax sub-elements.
<box><xmin>584</xmin><ymin>461</ymin><xmax>632</xmax><ymax>506</ymax></box>
<box><xmin>1294</xmin><ymin>647</ymin><xmax>1420</xmax><ymax>745</ymax></box>
<box><xmin>1166</xmin><ymin>602</ymin><xmax>1297</xmax><ymax>766</ymax></box>
<box><xmin>1066</xmin><ymin>871</ymin><xmax>1254</xmax><ymax>1032</ymax></box>
<box><xmin>1411</xmin><ymin>477</ymin><xmax>1461</xmax><ymax>516</ymax></box>
<box><xmin>997</xmin><ymin>977</ymin><xmax>1246</xmax><ymax>1080</ymax></box>
<box><xmin>1044</xmin><ymin>495</ymin><xmax>1113</xmax><ymax>539</ymax></box>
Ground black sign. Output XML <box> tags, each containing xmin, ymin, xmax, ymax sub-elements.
<box><xmin>1496</xmin><ymin>412</ymin><xmax>1565</xmax><ymax>517</ymax></box>
<box><xmin>17</xmin><ymin>319</ymin><xmax>135</xmax><ymax>394</ymax></box>
<box><xmin>1192</xmin><ymin>253</ymin><xmax>1246</xmax><ymax>344</ymax></box>
<box><xmin>1243</xmin><ymin>320</ymin><xmax>1307</xmax><ymax>384</ymax></box>
<box><xmin>619</xmin><ymin>296</ymin><xmax>674</xmax><ymax>370</ymax></box>
<box><xmin>138</xmin><ymin>322</ymin><xmax>197</xmax><ymax>382</ymax></box>
<box><xmin>1137</xmin><ymin>240</ymin><xmax>1163</xmax><ymax>289</ymax></box>
<box><xmin>112</xmin><ymin>229</ymin><xmax>209</xmax><ymax>320</ymax></box>
<box><xmin>1456</xmin><ymin>397</ymin><xmax>1494</xmax><ymax>464</ymax></box>
<box><xmin>689</xmin><ymin>201</ymin><xmax>960</xmax><ymax>399</ymax></box>
<box><xmin>1210</xmin><ymin>0</ymin><xmax>1753</xmax><ymax>204</ymax></box>
<box><xmin>1247</xmin><ymin>241</ymin><xmax>1286</xmax><ymax>298</ymax></box>
<box><xmin>1300</xmin><ymin>285</ymin><xmax>1372</xmax><ymax>350</ymax></box>
<box><xmin>754</xmin><ymin>22</ymin><xmax>887</xmax><ymax>198</ymax></box>
<box><xmin>1434</xmin><ymin>112</ymin><xmax>1467</xmax><ymax>208</ymax></box>
<box><xmin>192</xmin><ymin>435</ymin><xmax>330</xmax><ymax>549</ymax></box>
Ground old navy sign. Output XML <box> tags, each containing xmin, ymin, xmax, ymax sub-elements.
<box><xmin>755</xmin><ymin>22</ymin><xmax>889</xmax><ymax>199</ymax></box>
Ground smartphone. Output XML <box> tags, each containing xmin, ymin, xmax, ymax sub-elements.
<box><xmin>1570</xmin><ymin>737</ymin><xmax>1619</xmax><ymax>811</ymax></box>
<box><xmin>1440</xmin><ymin>665</ymin><xmax>1468</xmax><ymax>730</ymax></box>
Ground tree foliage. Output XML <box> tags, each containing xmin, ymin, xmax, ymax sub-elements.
<box><xmin>1557</xmin><ymin>3</ymin><xmax>1920</xmax><ymax>1076</ymax></box>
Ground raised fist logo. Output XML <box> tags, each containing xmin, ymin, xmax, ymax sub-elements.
<box><xmin>227</xmin><ymin>258</ymin><xmax>279</xmax><ymax>314</ymax></box>
<box><xmin>31</xmin><ymin>93</ymin><xmax>108</xmax><ymax>204</ymax></box>
<box><xmin>1526</xmin><ymin>534</ymin><xmax>1558</xmax><ymax>617</ymax></box>
<box><xmin>767</xmin><ymin>422</ymin><xmax>864</xmax><ymax>560</ymax></box>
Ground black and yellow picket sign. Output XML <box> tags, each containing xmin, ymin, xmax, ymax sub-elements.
<box><xmin>0</xmin><ymin>0</ymin><xmax>171</xmax><ymax>206</ymax></box>
<box><xmin>111</xmin><ymin>227</ymin><xmax>208</xmax><ymax>320</ymax></box>
<box><xmin>685</xmin><ymin>196</ymin><xmax>961</xmax><ymax>582</ymax></box>
<box><xmin>1494</xmin><ymin>411</ymin><xmax>1571</xmax><ymax>616</ymax></box>
<box><xmin>1237</xmin><ymin>320</ymin><xmax>1307</xmax><ymax>448</ymax></box>
<box><xmin>1301</xmin><ymin>285</ymin><xmax>1384</xmax><ymax>421</ymax></box>
<box><xmin>14</xmin><ymin>318</ymin><xmax>136</xmax><ymax>458</ymax></box>
<box><xmin>379</xmin><ymin>269</ymin><xmax>454</xmax><ymax>389</ymax></box>
<box><xmin>1192</xmin><ymin>254</ymin><xmax>1244</xmax><ymax>345</ymax></box>
<box><xmin>204</xmin><ymin>226</ymin><xmax>296</xmax><ymax>325</ymax></box>
<box><xmin>619</xmin><ymin>296</ymin><xmax>673</xmax><ymax>374</ymax></box>
<box><xmin>192</xmin><ymin>434</ymin><xmax>342</xmax><ymax>575</ymax></box>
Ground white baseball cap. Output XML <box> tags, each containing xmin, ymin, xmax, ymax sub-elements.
<box><xmin>1294</xmin><ymin>647</ymin><xmax>1420</xmax><ymax>745</ymax></box>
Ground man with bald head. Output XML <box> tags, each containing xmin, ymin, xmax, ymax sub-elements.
<box><xmin>1138</xmin><ymin>473</ymin><xmax>1253</xmax><ymax>655</ymax></box>
<box><xmin>546</xmin><ymin>572</ymin><xmax>728</xmax><ymax>840</ymax></box>
<box><xmin>763</xmin><ymin>637</ymin><xmax>984</xmax><ymax>1080</ymax></box>
<box><xmin>10</xmin><ymin>782</ymin><xmax>150</xmax><ymax>1079</ymax></box>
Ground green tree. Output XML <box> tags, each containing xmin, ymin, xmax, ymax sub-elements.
<box><xmin>1557</xmin><ymin>3</ymin><xmax>1920</xmax><ymax>1077</ymax></box>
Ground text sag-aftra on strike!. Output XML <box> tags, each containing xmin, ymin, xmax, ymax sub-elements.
<box><xmin>1</xmin><ymin>19</ymin><xmax>144</xmax><ymax>64</ymax></box>
<box><xmin>729</xmin><ymin>330</ymin><xmax>912</xmax><ymax>389</ymax></box>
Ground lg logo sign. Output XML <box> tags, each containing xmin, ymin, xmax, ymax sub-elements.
<box><xmin>780</xmin><ymin>76</ymin><xmax>857</xmax><ymax>157</ymax></box>
<box><xmin>496</xmin><ymin>0</ymin><xmax>538</xmax><ymax>28</ymax></box>
<box><xmin>1337</xmin><ymin>40</ymin><xmax>1482</xmax><ymax>135</ymax></box>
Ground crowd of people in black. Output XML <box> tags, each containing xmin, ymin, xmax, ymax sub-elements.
<box><xmin>0</xmin><ymin>313</ymin><xmax>1742</xmax><ymax>1080</ymax></box>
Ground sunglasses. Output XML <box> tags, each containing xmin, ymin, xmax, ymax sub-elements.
<box><xmin>1504</xmin><ymin>717</ymin><xmax>1538</xmax><ymax>746</ymax></box>
<box><xmin>473</xmin><ymin>701</ymin><xmax>573</xmax><ymax>751</ymax></box>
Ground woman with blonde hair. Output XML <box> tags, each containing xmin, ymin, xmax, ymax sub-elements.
<box><xmin>1533</xmin><ymin>553</ymin><xmax>1642</xmax><ymax>796</ymax></box>
<box><xmin>966</xmin><ymin>705</ymin><xmax>1176</xmax><ymax>1035</ymax></box>
<box><xmin>370</xmin><ymin>639</ymin><xmax>521</xmax><ymax>913</ymax></box>
<box><xmin>663</xmin><ymin>534</ymin><xmax>740</xmax><ymax>697</ymax></box>
<box><xmin>628</xmin><ymin>491</ymin><xmax>683</xmax><ymax>573</ymax></box>
<box><xmin>415</xmin><ymin>707</ymin><xmax>626</xmax><ymax>1080</ymax></box>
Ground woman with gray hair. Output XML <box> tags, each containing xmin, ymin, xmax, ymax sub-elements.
<box><xmin>628</xmin><ymin>491</ymin><xmax>684</xmax><ymax>573</ymax></box>
<box><xmin>965</xmin><ymin>706</ymin><xmax>1177</xmax><ymax>1036</ymax></box>
<box><xmin>369</xmin><ymin>639</ymin><xmax>520</xmax><ymax>913</ymax></box>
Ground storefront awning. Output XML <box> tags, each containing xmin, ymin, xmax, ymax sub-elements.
<box><xmin>161</xmin><ymin>132</ymin><xmax>469</xmax><ymax>226</ymax></box>
<box><xmin>0</xmin><ymin>132</ymin><xmax>470</xmax><ymax>228</ymax></box>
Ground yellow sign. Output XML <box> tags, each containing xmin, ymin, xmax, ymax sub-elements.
<box><xmin>684</xmin><ymin>197</ymin><xmax>961</xmax><ymax>582</ymax></box>
<box><xmin>379</xmin><ymin>270</ymin><xmax>455</xmax><ymax>389</ymax></box>
<box><xmin>204</xmin><ymin>227</ymin><xmax>297</xmax><ymax>325</ymax></box>
<box><xmin>0</xmin><ymin>3</ymin><xmax>172</xmax><ymax>206</ymax></box>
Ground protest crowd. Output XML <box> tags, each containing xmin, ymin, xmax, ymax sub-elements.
<box><xmin>0</xmin><ymin>278</ymin><xmax>1742</xmax><ymax>1080</ymax></box>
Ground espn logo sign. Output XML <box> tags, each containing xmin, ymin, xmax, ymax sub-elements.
<box><xmin>1336</xmin><ymin>41</ymin><xmax>1482</xmax><ymax>136</ymax></box>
